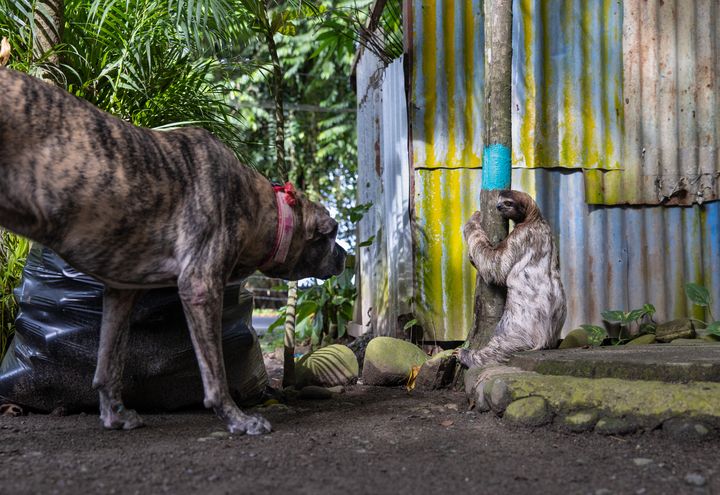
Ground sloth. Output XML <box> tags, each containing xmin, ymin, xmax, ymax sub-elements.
<box><xmin>455</xmin><ymin>190</ymin><xmax>566</xmax><ymax>368</ymax></box>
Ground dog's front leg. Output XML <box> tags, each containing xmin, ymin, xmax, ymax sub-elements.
<box><xmin>92</xmin><ymin>288</ymin><xmax>144</xmax><ymax>430</ymax></box>
<box><xmin>178</xmin><ymin>271</ymin><xmax>272</xmax><ymax>435</ymax></box>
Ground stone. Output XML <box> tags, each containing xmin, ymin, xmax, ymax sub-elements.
<box><xmin>684</xmin><ymin>474</ymin><xmax>706</xmax><ymax>487</ymax></box>
<box><xmin>655</xmin><ymin>318</ymin><xmax>695</xmax><ymax>343</ymax></box>
<box><xmin>662</xmin><ymin>418</ymin><xmax>713</xmax><ymax>441</ymax></box>
<box><xmin>326</xmin><ymin>386</ymin><xmax>345</xmax><ymax>394</ymax></box>
<box><xmin>487</xmin><ymin>377</ymin><xmax>514</xmax><ymax>412</ymax></box>
<box><xmin>362</xmin><ymin>337</ymin><xmax>429</xmax><ymax>386</ymax></box>
<box><xmin>632</xmin><ymin>458</ymin><xmax>653</xmax><ymax>467</ymax></box>
<box><xmin>415</xmin><ymin>350</ymin><xmax>456</xmax><ymax>390</ymax></box>
<box><xmin>209</xmin><ymin>431</ymin><xmax>230</xmax><ymax>438</ymax></box>
<box><xmin>561</xmin><ymin>410</ymin><xmax>600</xmax><ymax>432</ymax></box>
<box><xmin>298</xmin><ymin>385</ymin><xmax>333</xmax><ymax>400</ymax></box>
<box><xmin>464</xmin><ymin>367</ymin><xmax>490</xmax><ymax>412</ymax></box>
<box><xmin>295</xmin><ymin>344</ymin><xmax>359</xmax><ymax>388</ymax></box>
<box><xmin>595</xmin><ymin>417</ymin><xmax>637</xmax><ymax>435</ymax></box>
<box><xmin>503</xmin><ymin>397</ymin><xmax>551</xmax><ymax>426</ymax></box>
<box><xmin>626</xmin><ymin>334</ymin><xmax>656</xmax><ymax>345</ymax></box>
<box><xmin>558</xmin><ymin>329</ymin><xmax>590</xmax><ymax>349</ymax></box>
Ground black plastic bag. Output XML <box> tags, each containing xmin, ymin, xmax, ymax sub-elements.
<box><xmin>0</xmin><ymin>246</ymin><xmax>267</xmax><ymax>413</ymax></box>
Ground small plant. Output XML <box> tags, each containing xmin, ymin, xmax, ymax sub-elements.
<box><xmin>0</xmin><ymin>230</ymin><xmax>30</xmax><ymax>360</ymax></box>
<box><xmin>685</xmin><ymin>283</ymin><xmax>720</xmax><ymax>337</ymax></box>
<box><xmin>266</xmin><ymin>268</ymin><xmax>356</xmax><ymax>349</ymax></box>
<box><xmin>600</xmin><ymin>304</ymin><xmax>657</xmax><ymax>343</ymax></box>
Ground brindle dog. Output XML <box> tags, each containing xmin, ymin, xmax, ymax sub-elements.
<box><xmin>0</xmin><ymin>67</ymin><xmax>346</xmax><ymax>435</ymax></box>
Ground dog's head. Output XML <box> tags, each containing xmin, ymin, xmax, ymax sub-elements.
<box><xmin>261</xmin><ymin>193</ymin><xmax>347</xmax><ymax>281</ymax></box>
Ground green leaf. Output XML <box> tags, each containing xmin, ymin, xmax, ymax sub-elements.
<box><xmin>336</xmin><ymin>311</ymin><xmax>347</xmax><ymax>338</ymax></box>
<box><xmin>580</xmin><ymin>325</ymin><xmax>607</xmax><ymax>346</ymax></box>
<box><xmin>625</xmin><ymin>309</ymin><xmax>646</xmax><ymax>323</ymax></box>
<box><xmin>643</xmin><ymin>304</ymin><xmax>656</xmax><ymax>317</ymax></box>
<box><xmin>707</xmin><ymin>321</ymin><xmax>720</xmax><ymax>336</ymax></box>
<box><xmin>403</xmin><ymin>318</ymin><xmax>418</xmax><ymax>331</ymax></box>
<box><xmin>358</xmin><ymin>235</ymin><xmax>375</xmax><ymax>248</ymax></box>
<box><xmin>685</xmin><ymin>283</ymin><xmax>711</xmax><ymax>307</ymax></box>
<box><xmin>601</xmin><ymin>310</ymin><xmax>625</xmax><ymax>323</ymax></box>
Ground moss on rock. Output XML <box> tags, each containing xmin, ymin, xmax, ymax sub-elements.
<box><xmin>504</xmin><ymin>397</ymin><xmax>551</xmax><ymax>426</ymax></box>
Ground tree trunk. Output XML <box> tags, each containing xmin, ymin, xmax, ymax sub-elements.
<box><xmin>259</xmin><ymin>5</ymin><xmax>296</xmax><ymax>388</ymax></box>
<box><xmin>468</xmin><ymin>0</ymin><xmax>513</xmax><ymax>348</ymax></box>
<box><xmin>35</xmin><ymin>0</ymin><xmax>64</xmax><ymax>80</ymax></box>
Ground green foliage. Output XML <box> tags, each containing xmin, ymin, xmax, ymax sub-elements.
<box><xmin>267</xmin><ymin>268</ymin><xmax>356</xmax><ymax>349</ymax></box>
<box><xmin>0</xmin><ymin>0</ymin><xmax>248</xmax><ymax>157</ymax></box>
<box><xmin>579</xmin><ymin>325</ymin><xmax>607</xmax><ymax>346</ymax></box>
<box><xmin>0</xmin><ymin>231</ymin><xmax>30</xmax><ymax>360</ymax></box>
<box><xmin>685</xmin><ymin>283</ymin><xmax>720</xmax><ymax>337</ymax></box>
<box><xmin>601</xmin><ymin>304</ymin><xmax>656</xmax><ymax>343</ymax></box>
<box><xmin>228</xmin><ymin>0</ymin><xmax>372</xmax><ymax>247</ymax></box>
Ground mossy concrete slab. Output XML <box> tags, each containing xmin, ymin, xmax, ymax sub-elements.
<box><xmin>508</xmin><ymin>345</ymin><xmax>720</xmax><ymax>383</ymax></box>
<box><xmin>486</xmin><ymin>372</ymin><xmax>720</xmax><ymax>428</ymax></box>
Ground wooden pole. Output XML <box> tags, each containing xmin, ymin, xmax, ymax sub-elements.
<box><xmin>468</xmin><ymin>0</ymin><xmax>513</xmax><ymax>349</ymax></box>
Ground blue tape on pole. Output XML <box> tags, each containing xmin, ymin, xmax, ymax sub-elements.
<box><xmin>481</xmin><ymin>144</ymin><xmax>512</xmax><ymax>190</ymax></box>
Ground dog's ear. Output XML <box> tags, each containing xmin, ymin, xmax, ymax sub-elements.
<box><xmin>305</xmin><ymin>209</ymin><xmax>338</xmax><ymax>240</ymax></box>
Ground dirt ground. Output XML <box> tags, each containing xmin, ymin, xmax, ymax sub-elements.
<box><xmin>0</xmin><ymin>386</ymin><xmax>718</xmax><ymax>495</ymax></box>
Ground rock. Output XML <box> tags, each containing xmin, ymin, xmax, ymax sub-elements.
<box><xmin>326</xmin><ymin>385</ymin><xmax>345</xmax><ymax>394</ymax></box>
<box><xmin>662</xmin><ymin>418</ymin><xmax>713</xmax><ymax>441</ymax></box>
<box><xmin>626</xmin><ymin>334</ymin><xmax>656</xmax><ymax>345</ymax></box>
<box><xmin>684</xmin><ymin>473</ymin><xmax>706</xmax><ymax>487</ymax></box>
<box><xmin>595</xmin><ymin>417</ymin><xmax>637</xmax><ymax>435</ymax></box>
<box><xmin>463</xmin><ymin>367</ymin><xmax>490</xmax><ymax>412</ymax></box>
<box><xmin>560</xmin><ymin>410</ymin><xmax>600</xmax><ymax>432</ymax></box>
<box><xmin>362</xmin><ymin>337</ymin><xmax>429</xmax><ymax>386</ymax></box>
<box><xmin>209</xmin><ymin>431</ymin><xmax>230</xmax><ymax>438</ymax></box>
<box><xmin>295</xmin><ymin>344</ymin><xmax>359</xmax><ymax>388</ymax></box>
<box><xmin>558</xmin><ymin>329</ymin><xmax>590</xmax><ymax>349</ymax></box>
<box><xmin>632</xmin><ymin>458</ymin><xmax>653</xmax><ymax>467</ymax></box>
<box><xmin>655</xmin><ymin>318</ymin><xmax>695</xmax><ymax>343</ymax></box>
<box><xmin>486</xmin><ymin>377</ymin><xmax>514</xmax><ymax>412</ymax></box>
<box><xmin>298</xmin><ymin>385</ymin><xmax>333</xmax><ymax>400</ymax></box>
<box><xmin>503</xmin><ymin>397</ymin><xmax>551</xmax><ymax>426</ymax></box>
<box><xmin>415</xmin><ymin>350</ymin><xmax>456</xmax><ymax>390</ymax></box>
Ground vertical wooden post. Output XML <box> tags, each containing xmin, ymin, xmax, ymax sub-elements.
<box><xmin>468</xmin><ymin>0</ymin><xmax>513</xmax><ymax>349</ymax></box>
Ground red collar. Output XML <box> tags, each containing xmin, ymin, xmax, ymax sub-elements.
<box><xmin>260</xmin><ymin>182</ymin><xmax>297</xmax><ymax>270</ymax></box>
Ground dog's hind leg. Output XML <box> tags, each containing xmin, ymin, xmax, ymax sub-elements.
<box><xmin>178</xmin><ymin>270</ymin><xmax>272</xmax><ymax>435</ymax></box>
<box><xmin>92</xmin><ymin>288</ymin><xmax>144</xmax><ymax>430</ymax></box>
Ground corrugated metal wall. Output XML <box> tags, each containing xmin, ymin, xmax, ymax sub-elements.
<box><xmin>585</xmin><ymin>0</ymin><xmax>720</xmax><ymax>205</ymax></box>
<box><xmin>356</xmin><ymin>0</ymin><xmax>720</xmax><ymax>341</ymax></box>
<box><xmin>415</xmin><ymin>166</ymin><xmax>720</xmax><ymax>339</ymax></box>
<box><xmin>411</xmin><ymin>0</ymin><xmax>623</xmax><ymax>171</ymax></box>
<box><xmin>356</xmin><ymin>48</ymin><xmax>389</xmax><ymax>335</ymax></box>
<box><xmin>356</xmin><ymin>54</ymin><xmax>412</xmax><ymax>337</ymax></box>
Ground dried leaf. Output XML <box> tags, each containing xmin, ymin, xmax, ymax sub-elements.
<box><xmin>0</xmin><ymin>38</ymin><xmax>11</xmax><ymax>66</ymax></box>
<box><xmin>440</xmin><ymin>420</ymin><xmax>454</xmax><ymax>427</ymax></box>
<box><xmin>406</xmin><ymin>365</ymin><xmax>422</xmax><ymax>391</ymax></box>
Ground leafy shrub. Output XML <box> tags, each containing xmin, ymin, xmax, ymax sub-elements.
<box><xmin>0</xmin><ymin>231</ymin><xmax>30</xmax><ymax>359</ymax></box>
<box><xmin>266</xmin><ymin>268</ymin><xmax>356</xmax><ymax>349</ymax></box>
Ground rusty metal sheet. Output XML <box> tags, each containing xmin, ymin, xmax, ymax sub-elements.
<box><xmin>410</xmin><ymin>0</ymin><xmax>623</xmax><ymax>171</ymax></box>
<box><xmin>585</xmin><ymin>0</ymin><xmax>720</xmax><ymax>205</ymax></box>
<box><xmin>414</xmin><ymin>166</ymin><xmax>720</xmax><ymax>340</ymax></box>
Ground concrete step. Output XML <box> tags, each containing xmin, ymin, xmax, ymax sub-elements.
<box><xmin>508</xmin><ymin>344</ymin><xmax>720</xmax><ymax>383</ymax></box>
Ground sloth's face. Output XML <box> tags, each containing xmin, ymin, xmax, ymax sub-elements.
<box><xmin>496</xmin><ymin>191</ymin><xmax>527</xmax><ymax>222</ymax></box>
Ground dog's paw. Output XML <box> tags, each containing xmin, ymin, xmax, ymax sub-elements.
<box><xmin>101</xmin><ymin>405</ymin><xmax>145</xmax><ymax>431</ymax></box>
<box><xmin>227</xmin><ymin>414</ymin><xmax>272</xmax><ymax>436</ymax></box>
